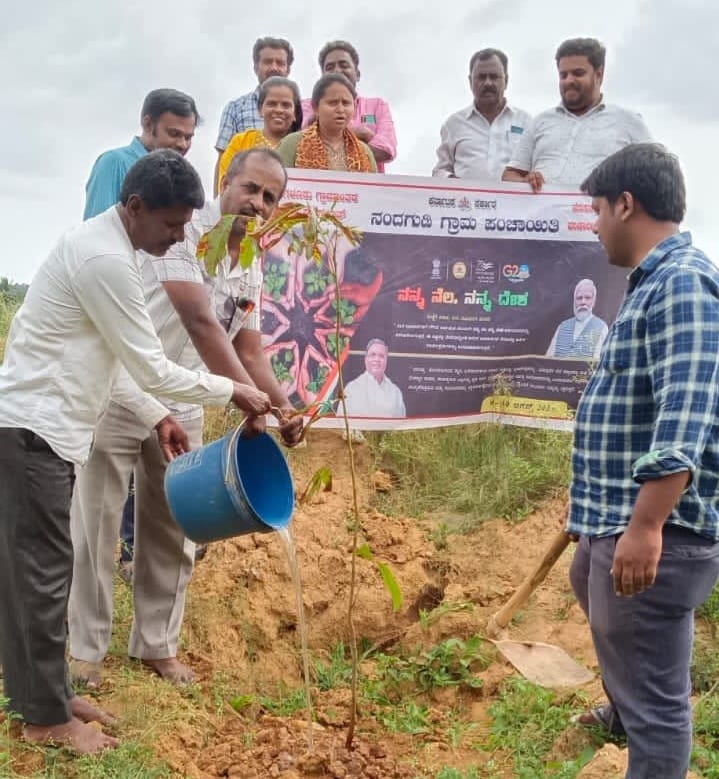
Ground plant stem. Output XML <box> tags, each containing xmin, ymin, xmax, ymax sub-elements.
<box><xmin>325</xmin><ymin>231</ymin><xmax>363</xmax><ymax>750</ymax></box>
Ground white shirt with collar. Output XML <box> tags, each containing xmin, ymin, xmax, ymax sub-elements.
<box><xmin>433</xmin><ymin>102</ymin><xmax>532</xmax><ymax>180</ymax></box>
<box><xmin>507</xmin><ymin>100</ymin><xmax>651</xmax><ymax>188</ymax></box>
<box><xmin>343</xmin><ymin>371</ymin><xmax>406</xmax><ymax>418</ymax></box>
<box><xmin>0</xmin><ymin>207</ymin><xmax>233</xmax><ymax>465</ymax></box>
<box><xmin>112</xmin><ymin>198</ymin><xmax>264</xmax><ymax>423</ymax></box>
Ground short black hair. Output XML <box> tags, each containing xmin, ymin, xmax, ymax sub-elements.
<box><xmin>226</xmin><ymin>148</ymin><xmax>288</xmax><ymax>193</ymax></box>
<box><xmin>258</xmin><ymin>76</ymin><xmax>303</xmax><ymax>133</ymax></box>
<box><xmin>469</xmin><ymin>48</ymin><xmax>508</xmax><ymax>78</ymax></box>
<box><xmin>252</xmin><ymin>36</ymin><xmax>294</xmax><ymax>67</ymax></box>
<box><xmin>581</xmin><ymin>143</ymin><xmax>686</xmax><ymax>223</ymax></box>
<box><xmin>318</xmin><ymin>40</ymin><xmax>360</xmax><ymax>69</ymax></box>
<box><xmin>120</xmin><ymin>150</ymin><xmax>204</xmax><ymax>210</ymax></box>
<box><xmin>311</xmin><ymin>73</ymin><xmax>357</xmax><ymax>107</ymax></box>
<box><xmin>140</xmin><ymin>88</ymin><xmax>200</xmax><ymax>125</ymax></box>
<box><xmin>555</xmin><ymin>37</ymin><xmax>606</xmax><ymax>71</ymax></box>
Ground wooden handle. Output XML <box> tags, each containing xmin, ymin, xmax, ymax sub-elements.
<box><xmin>486</xmin><ymin>529</ymin><xmax>571</xmax><ymax>638</ymax></box>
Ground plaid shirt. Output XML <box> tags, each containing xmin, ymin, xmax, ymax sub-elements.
<box><xmin>215</xmin><ymin>88</ymin><xmax>262</xmax><ymax>150</ymax></box>
<box><xmin>568</xmin><ymin>232</ymin><xmax>719</xmax><ymax>541</ymax></box>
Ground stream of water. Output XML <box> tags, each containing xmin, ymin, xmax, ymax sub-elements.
<box><xmin>277</xmin><ymin>526</ymin><xmax>314</xmax><ymax>751</ymax></box>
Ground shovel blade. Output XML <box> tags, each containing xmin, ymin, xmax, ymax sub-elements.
<box><xmin>494</xmin><ymin>640</ymin><xmax>594</xmax><ymax>688</ymax></box>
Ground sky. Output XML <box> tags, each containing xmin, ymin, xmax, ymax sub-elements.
<box><xmin>1</xmin><ymin>0</ymin><xmax>715</xmax><ymax>282</ymax></box>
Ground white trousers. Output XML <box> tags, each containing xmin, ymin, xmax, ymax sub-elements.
<box><xmin>68</xmin><ymin>401</ymin><xmax>202</xmax><ymax>661</ymax></box>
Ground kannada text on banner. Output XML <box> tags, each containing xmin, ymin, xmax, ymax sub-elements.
<box><xmin>260</xmin><ymin>170</ymin><xmax>627</xmax><ymax>431</ymax></box>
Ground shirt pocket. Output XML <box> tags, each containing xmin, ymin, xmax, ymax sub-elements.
<box><xmin>600</xmin><ymin>318</ymin><xmax>636</xmax><ymax>373</ymax></box>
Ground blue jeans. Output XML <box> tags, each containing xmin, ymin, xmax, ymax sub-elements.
<box><xmin>570</xmin><ymin>525</ymin><xmax>719</xmax><ymax>779</ymax></box>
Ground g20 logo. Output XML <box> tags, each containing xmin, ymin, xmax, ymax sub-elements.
<box><xmin>502</xmin><ymin>264</ymin><xmax>530</xmax><ymax>283</ymax></box>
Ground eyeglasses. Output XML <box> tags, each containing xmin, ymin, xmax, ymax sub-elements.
<box><xmin>219</xmin><ymin>296</ymin><xmax>256</xmax><ymax>333</ymax></box>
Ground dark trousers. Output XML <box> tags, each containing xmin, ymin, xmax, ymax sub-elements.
<box><xmin>0</xmin><ymin>428</ymin><xmax>75</xmax><ymax>725</ymax></box>
<box><xmin>570</xmin><ymin>525</ymin><xmax>719</xmax><ymax>779</ymax></box>
<box><xmin>119</xmin><ymin>475</ymin><xmax>135</xmax><ymax>563</ymax></box>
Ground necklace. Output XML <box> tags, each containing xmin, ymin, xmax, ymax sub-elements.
<box><xmin>259</xmin><ymin>131</ymin><xmax>281</xmax><ymax>149</ymax></box>
<box><xmin>322</xmin><ymin>138</ymin><xmax>347</xmax><ymax>170</ymax></box>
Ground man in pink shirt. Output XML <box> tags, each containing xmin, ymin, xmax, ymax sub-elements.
<box><xmin>301</xmin><ymin>40</ymin><xmax>397</xmax><ymax>172</ymax></box>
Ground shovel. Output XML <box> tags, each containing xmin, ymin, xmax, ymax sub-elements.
<box><xmin>485</xmin><ymin>528</ymin><xmax>593</xmax><ymax>688</ymax></box>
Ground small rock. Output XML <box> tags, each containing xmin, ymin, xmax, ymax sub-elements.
<box><xmin>328</xmin><ymin>762</ymin><xmax>347</xmax><ymax>779</ymax></box>
<box><xmin>346</xmin><ymin>758</ymin><xmax>365</xmax><ymax>776</ymax></box>
<box><xmin>256</xmin><ymin>728</ymin><xmax>275</xmax><ymax>744</ymax></box>
<box><xmin>372</xmin><ymin>470</ymin><xmax>393</xmax><ymax>493</ymax></box>
<box><xmin>277</xmin><ymin>751</ymin><xmax>295</xmax><ymax>771</ymax></box>
<box><xmin>297</xmin><ymin>752</ymin><xmax>328</xmax><ymax>774</ymax></box>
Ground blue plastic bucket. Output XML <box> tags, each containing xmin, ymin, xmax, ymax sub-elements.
<box><xmin>164</xmin><ymin>426</ymin><xmax>294</xmax><ymax>544</ymax></box>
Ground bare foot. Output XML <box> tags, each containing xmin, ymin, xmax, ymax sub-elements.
<box><xmin>24</xmin><ymin>717</ymin><xmax>119</xmax><ymax>753</ymax></box>
<box><xmin>141</xmin><ymin>657</ymin><xmax>195</xmax><ymax>685</ymax></box>
<box><xmin>69</xmin><ymin>658</ymin><xmax>103</xmax><ymax>690</ymax></box>
<box><xmin>70</xmin><ymin>696</ymin><xmax>117</xmax><ymax>727</ymax></box>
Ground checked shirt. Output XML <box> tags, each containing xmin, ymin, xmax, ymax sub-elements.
<box><xmin>568</xmin><ymin>232</ymin><xmax>719</xmax><ymax>541</ymax></box>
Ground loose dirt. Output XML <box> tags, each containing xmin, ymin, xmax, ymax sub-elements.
<box><xmin>107</xmin><ymin>428</ymin><xmax>599</xmax><ymax>778</ymax></box>
<box><xmin>0</xmin><ymin>429</ymin><xmax>612</xmax><ymax>778</ymax></box>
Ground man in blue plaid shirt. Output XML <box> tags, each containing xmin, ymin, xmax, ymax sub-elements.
<box><xmin>213</xmin><ymin>36</ymin><xmax>293</xmax><ymax>195</ymax></box>
<box><xmin>567</xmin><ymin>143</ymin><xmax>719</xmax><ymax>778</ymax></box>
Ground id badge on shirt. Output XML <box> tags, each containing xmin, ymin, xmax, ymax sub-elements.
<box><xmin>361</xmin><ymin>114</ymin><xmax>376</xmax><ymax>125</ymax></box>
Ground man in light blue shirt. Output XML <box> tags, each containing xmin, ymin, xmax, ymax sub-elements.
<box><xmin>82</xmin><ymin>88</ymin><xmax>200</xmax><ymax>582</ymax></box>
<box><xmin>83</xmin><ymin>88</ymin><xmax>199</xmax><ymax>219</ymax></box>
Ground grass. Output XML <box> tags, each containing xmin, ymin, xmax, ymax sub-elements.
<box><xmin>487</xmin><ymin>678</ymin><xmax>594</xmax><ymax>779</ymax></box>
<box><xmin>692</xmin><ymin>687</ymin><xmax>719</xmax><ymax>778</ymax></box>
<box><xmin>369</xmin><ymin>424</ymin><xmax>572</xmax><ymax>524</ymax></box>
<box><xmin>0</xmin><ymin>295</ymin><xmax>21</xmax><ymax>359</ymax></box>
<box><xmin>697</xmin><ymin>582</ymin><xmax>719</xmax><ymax>627</ymax></box>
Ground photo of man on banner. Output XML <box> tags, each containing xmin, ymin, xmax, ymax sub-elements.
<box><xmin>546</xmin><ymin>278</ymin><xmax>609</xmax><ymax>361</ymax></box>
<box><xmin>344</xmin><ymin>338</ymin><xmax>406</xmax><ymax>418</ymax></box>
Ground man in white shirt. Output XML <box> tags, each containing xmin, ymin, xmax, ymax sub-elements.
<box><xmin>503</xmin><ymin>38</ymin><xmax>651</xmax><ymax>191</ymax></box>
<box><xmin>344</xmin><ymin>339</ymin><xmax>406</xmax><ymax>418</ymax></box>
<box><xmin>68</xmin><ymin>148</ymin><xmax>301</xmax><ymax>690</ymax></box>
<box><xmin>0</xmin><ymin>150</ymin><xmax>271</xmax><ymax>754</ymax></box>
<box><xmin>433</xmin><ymin>48</ymin><xmax>531</xmax><ymax>180</ymax></box>
<box><xmin>546</xmin><ymin>278</ymin><xmax>608</xmax><ymax>360</ymax></box>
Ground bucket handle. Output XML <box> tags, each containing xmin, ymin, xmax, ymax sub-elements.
<box><xmin>224</xmin><ymin>423</ymin><xmax>245</xmax><ymax>491</ymax></box>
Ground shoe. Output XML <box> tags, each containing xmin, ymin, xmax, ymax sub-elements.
<box><xmin>571</xmin><ymin>704</ymin><xmax>626</xmax><ymax>736</ymax></box>
<box><xmin>117</xmin><ymin>560</ymin><xmax>133</xmax><ymax>584</ymax></box>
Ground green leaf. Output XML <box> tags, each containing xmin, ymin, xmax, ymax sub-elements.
<box><xmin>298</xmin><ymin>466</ymin><xmax>333</xmax><ymax>505</ymax></box>
<box><xmin>377</xmin><ymin>562</ymin><xmax>403</xmax><ymax>612</ymax></box>
<box><xmin>355</xmin><ymin>543</ymin><xmax>373</xmax><ymax>561</ymax></box>
<box><xmin>229</xmin><ymin>694</ymin><xmax>255</xmax><ymax>712</ymax></box>
<box><xmin>196</xmin><ymin>214</ymin><xmax>237</xmax><ymax>277</ymax></box>
<box><xmin>239</xmin><ymin>234</ymin><xmax>259</xmax><ymax>270</ymax></box>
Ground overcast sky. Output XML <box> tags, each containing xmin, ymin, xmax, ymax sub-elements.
<box><xmin>2</xmin><ymin>0</ymin><xmax>714</xmax><ymax>282</ymax></box>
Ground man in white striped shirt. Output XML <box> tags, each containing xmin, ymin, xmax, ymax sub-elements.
<box><xmin>68</xmin><ymin>148</ymin><xmax>301</xmax><ymax>692</ymax></box>
<box><xmin>503</xmin><ymin>38</ymin><xmax>650</xmax><ymax>191</ymax></box>
<box><xmin>433</xmin><ymin>48</ymin><xmax>531</xmax><ymax>181</ymax></box>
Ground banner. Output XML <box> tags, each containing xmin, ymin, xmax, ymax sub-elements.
<box><xmin>261</xmin><ymin>170</ymin><xmax>627</xmax><ymax>431</ymax></box>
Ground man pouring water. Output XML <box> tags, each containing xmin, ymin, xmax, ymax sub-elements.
<box><xmin>0</xmin><ymin>150</ymin><xmax>270</xmax><ymax>754</ymax></box>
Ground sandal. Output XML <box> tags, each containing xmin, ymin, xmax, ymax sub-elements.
<box><xmin>570</xmin><ymin>704</ymin><xmax>626</xmax><ymax>736</ymax></box>
<box><xmin>69</xmin><ymin>659</ymin><xmax>103</xmax><ymax>690</ymax></box>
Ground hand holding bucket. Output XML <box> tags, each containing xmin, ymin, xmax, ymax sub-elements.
<box><xmin>164</xmin><ymin>421</ymin><xmax>295</xmax><ymax>544</ymax></box>
<box><xmin>230</xmin><ymin>381</ymin><xmax>271</xmax><ymax>417</ymax></box>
